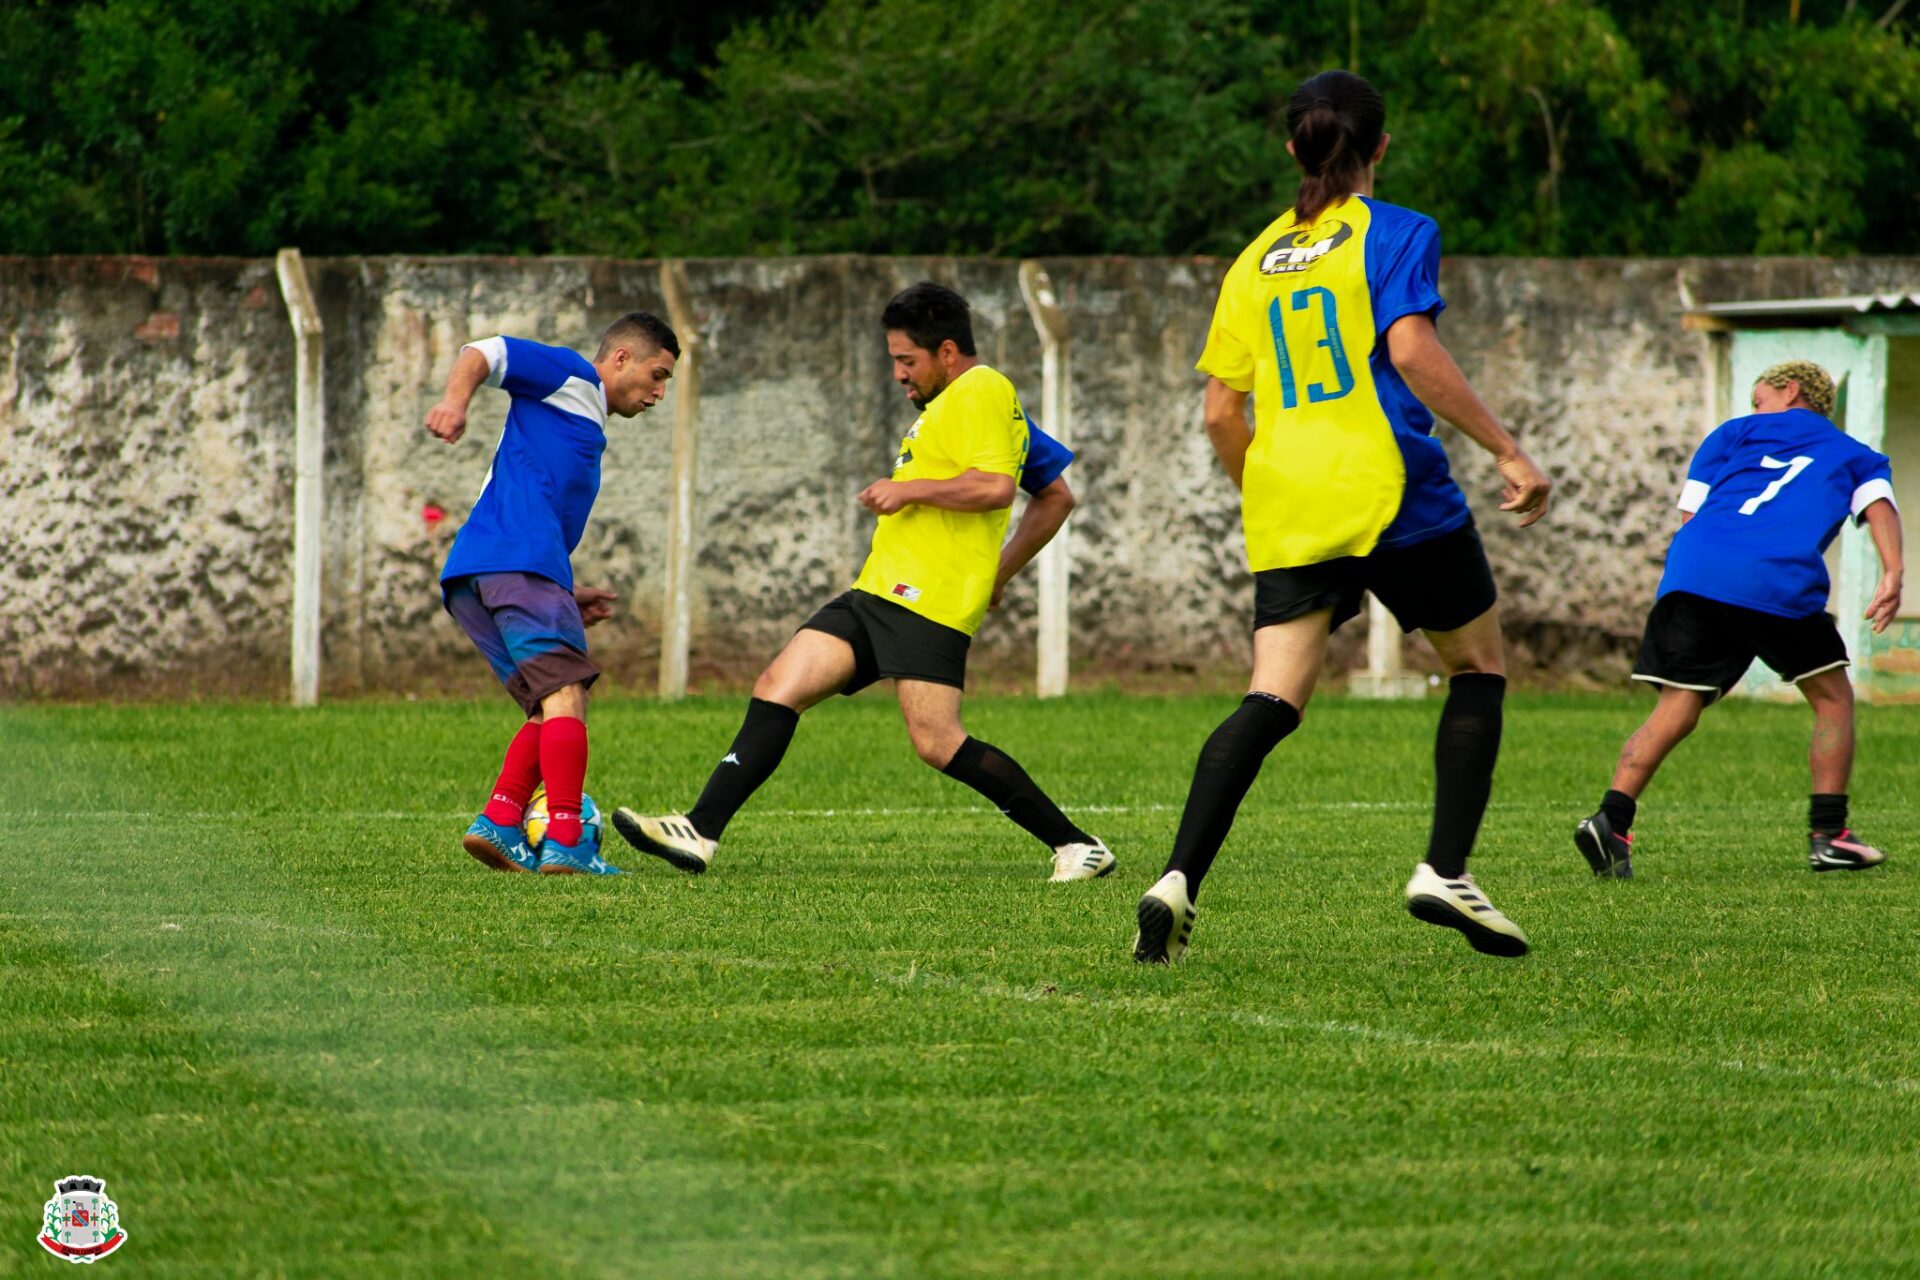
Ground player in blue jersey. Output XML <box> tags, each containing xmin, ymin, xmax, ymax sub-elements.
<box><xmin>1132</xmin><ymin>70</ymin><xmax>1553</xmax><ymax>964</ymax></box>
<box><xmin>1575</xmin><ymin>361</ymin><xmax>1904</xmax><ymax>878</ymax></box>
<box><xmin>426</xmin><ymin>312</ymin><xmax>679</xmax><ymax>875</ymax></box>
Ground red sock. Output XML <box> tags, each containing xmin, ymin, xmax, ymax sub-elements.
<box><xmin>483</xmin><ymin>721</ymin><xmax>544</xmax><ymax>826</ymax></box>
<box><xmin>540</xmin><ymin>716</ymin><xmax>589</xmax><ymax>846</ymax></box>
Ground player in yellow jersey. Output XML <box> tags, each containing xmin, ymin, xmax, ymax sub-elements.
<box><xmin>613</xmin><ymin>282</ymin><xmax>1112</xmax><ymax>882</ymax></box>
<box><xmin>1133</xmin><ymin>70</ymin><xmax>1553</xmax><ymax>964</ymax></box>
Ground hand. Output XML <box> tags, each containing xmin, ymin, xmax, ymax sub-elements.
<box><xmin>990</xmin><ymin>579</ymin><xmax>1008</xmax><ymax>610</ymax></box>
<box><xmin>857</xmin><ymin>479</ymin><xmax>913</xmax><ymax>515</ymax></box>
<box><xmin>426</xmin><ymin>400</ymin><xmax>468</xmax><ymax>444</ymax></box>
<box><xmin>574</xmin><ymin>585</ymin><xmax>618</xmax><ymax>627</ymax></box>
<box><xmin>1495</xmin><ymin>450</ymin><xmax>1551</xmax><ymax>528</ymax></box>
<box><xmin>1865</xmin><ymin>569</ymin><xmax>1903</xmax><ymax>634</ymax></box>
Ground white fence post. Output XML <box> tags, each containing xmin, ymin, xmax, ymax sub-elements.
<box><xmin>1018</xmin><ymin>261</ymin><xmax>1071</xmax><ymax>698</ymax></box>
<box><xmin>657</xmin><ymin>260</ymin><xmax>702</xmax><ymax>700</ymax></box>
<box><xmin>275</xmin><ymin>249</ymin><xmax>324</xmax><ymax>708</ymax></box>
<box><xmin>1348</xmin><ymin>595</ymin><xmax>1427</xmax><ymax>698</ymax></box>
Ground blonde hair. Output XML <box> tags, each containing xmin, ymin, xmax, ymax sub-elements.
<box><xmin>1756</xmin><ymin>360</ymin><xmax>1836</xmax><ymax>419</ymax></box>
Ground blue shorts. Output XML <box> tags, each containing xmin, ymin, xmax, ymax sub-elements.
<box><xmin>444</xmin><ymin>572</ymin><xmax>599</xmax><ymax>715</ymax></box>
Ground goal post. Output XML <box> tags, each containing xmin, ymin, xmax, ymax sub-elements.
<box><xmin>1018</xmin><ymin>261</ymin><xmax>1071</xmax><ymax>698</ymax></box>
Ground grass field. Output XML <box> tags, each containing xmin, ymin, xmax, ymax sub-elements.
<box><xmin>5</xmin><ymin>691</ymin><xmax>1920</xmax><ymax>1278</ymax></box>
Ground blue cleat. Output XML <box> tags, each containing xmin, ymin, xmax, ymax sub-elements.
<box><xmin>537</xmin><ymin>835</ymin><xmax>623</xmax><ymax>876</ymax></box>
<box><xmin>462</xmin><ymin>815</ymin><xmax>539</xmax><ymax>874</ymax></box>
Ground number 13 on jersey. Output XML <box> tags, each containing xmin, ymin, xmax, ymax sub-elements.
<box><xmin>1267</xmin><ymin>287</ymin><xmax>1355</xmax><ymax>410</ymax></box>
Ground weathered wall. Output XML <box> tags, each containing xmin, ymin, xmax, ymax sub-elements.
<box><xmin>5</xmin><ymin>253</ymin><xmax>1918</xmax><ymax>699</ymax></box>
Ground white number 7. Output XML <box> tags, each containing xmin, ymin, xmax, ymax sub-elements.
<box><xmin>1739</xmin><ymin>454</ymin><xmax>1814</xmax><ymax>515</ymax></box>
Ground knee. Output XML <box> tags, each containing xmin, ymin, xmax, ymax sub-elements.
<box><xmin>907</xmin><ymin>724</ymin><xmax>963</xmax><ymax>769</ymax></box>
<box><xmin>751</xmin><ymin>667</ymin><xmax>792</xmax><ymax>705</ymax></box>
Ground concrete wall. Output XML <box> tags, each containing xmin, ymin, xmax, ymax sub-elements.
<box><xmin>5</xmin><ymin>253</ymin><xmax>1919</xmax><ymax>699</ymax></box>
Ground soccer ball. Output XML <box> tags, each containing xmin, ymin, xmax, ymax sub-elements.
<box><xmin>521</xmin><ymin>786</ymin><xmax>604</xmax><ymax>852</ymax></box>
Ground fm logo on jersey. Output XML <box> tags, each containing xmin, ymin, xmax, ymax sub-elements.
<box><xmin>1259</xmin><ymin>221</ymin><xmax>1353</xmax><ymax>275</ymax></box>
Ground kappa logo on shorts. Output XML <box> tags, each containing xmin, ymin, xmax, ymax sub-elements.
<box><xmin>890</xmin><ymin>583</ymin><xmax>922</xmax><ymax>603</ymax></box>
<box><xmin>1259</xmin><ymin>220</ymin><xmax>1354</xmax><ymax>275</ymax></box>
<box><xmin>39</xmin><ymin>1176</ymin><xmax>126</xmax><ymax>1264</ymax></box>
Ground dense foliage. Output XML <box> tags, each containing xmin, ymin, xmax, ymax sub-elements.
<box><xmin>2</xmin><ymin>0</ymin><xmax>1915</xmax><ymax>257</ymax></box>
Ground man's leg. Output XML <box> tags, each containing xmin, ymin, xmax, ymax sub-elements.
<box><xmin>614</xmin><ymin>628</ymin><xmax>857</xmax><ymax>872</ymax></box>
<box><xmin>537</xmin><ymin>682</ymin><xmax>590</xmax><ymax>848</ymax></box>
<box><xmin>1160</xmin><ymin>612</ymin><xmax>1325</xmax><ymax>898</ymax></box>
<box><xmin>1420</xmin><ymin>606</ymin><xmax>1508</xmax><ymax>880</ymax></box>
<box><xmin>896</xmin><ymin>680</ymin><xmax>1102</xmax><ymax>868</ymax></box>
<box><xmin>445</xmin><ymin>576</ymin><xmax>543</xmax><ymax>873</ymax></box>
<box><xmin>1401</xmin><ymin>604</ymin><xmax>1528</xmax><ymax>957</ymax></box>
<box><xmin>1573</xmin><ymin>684</ymin><xmax>1708</xmax><ymax>877</ymax></box>
<box><xmin>1798</xmin><ymin>669</ymin><xmax>1883</xmax><ymax>869</ymax></box>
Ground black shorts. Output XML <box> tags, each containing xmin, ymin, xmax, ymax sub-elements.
<box><xmin>1632</xmin><ymin>591</ymin><xmax>1849</xmax><ymax>704</ymax></box>
<box><xmin>1252</xmin><ymin>521</ymin><xmax>1497</xmax><ymax>634</ymax></box>
<box><xmin>801</xmin><ymin>589</ymin><xmax>971</xmax><ymax>695</ymax></box>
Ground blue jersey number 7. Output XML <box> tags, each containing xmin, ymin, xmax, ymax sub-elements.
<box><xmin>1267</xmin><ymin>287</ymin><xmax>1356</xmax><ymax>409</ymax></box>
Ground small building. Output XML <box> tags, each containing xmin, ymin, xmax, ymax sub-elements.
<box><xmin>1683</xmin><ymin>293</ymin><xmax>1920</xmax><ymax>702</ymax></box>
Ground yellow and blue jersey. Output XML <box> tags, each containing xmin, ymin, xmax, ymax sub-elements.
<box><xmin>1197</xmin><ymin>195</ymin><xmax>1470</xmax><ymax>571</ymax></box>
<box><xmin>852</xmin><ymin>365</ymin><xmax>1028</xmax><ymax>635</ymax></box>
<box><xmin>1661</xmin><ymin>407</ymin><xmax>1895</xmax><ymax>618</ymax></box>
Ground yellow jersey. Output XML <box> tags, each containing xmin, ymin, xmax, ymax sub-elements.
<box><xmin>853</xmin><ymin>364</ymin><xmax>1028</xmax><ymax>635</ymax></box>
<box><xmin>1197</xmin><ymin>195</ymin><xmax>1470</xmax><ymax>571</ymax></box>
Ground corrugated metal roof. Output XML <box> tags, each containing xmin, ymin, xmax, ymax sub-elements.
<box><xmin>1697</xmin><ymin>292</ymin><xmax>1920</xmax><ymax>318</ymax></box>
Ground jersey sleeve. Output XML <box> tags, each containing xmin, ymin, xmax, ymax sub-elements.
<box><xmin>1850</xmin><ymin>448</ymin><xmax>1896</xmax><ymax>523</ymax></box>
<box><xmin>1195</xmin><ymin>256</ymin><xmax>1256</xmax><ymax>391</ymax></box>
<box><xmin>1367</xmin><ymin>211</ymin><xmax>1446</xmax><ymax>334</ymax></box>
<box><xmin>934</xmin><ymin>372</ymin><xmax>1024</xmax><ymax>478</ymax></box>
<box><xmin>1679</xmin><ymin>420</ymin><xmax>1742</xmax><ymax>512</ymax></box>
<box><xmin>1019</xmin><ymin>416</ymin><xmax>1074</xmax><ymax>494</ymax></box>
<box><xmin>480</xmin><ymin>336</ymin><xmax>583</xmax><ymax>401</ymax></box>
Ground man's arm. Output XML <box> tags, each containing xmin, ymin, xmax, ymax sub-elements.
<box><xmin>857</xmin><ymin>470</ymin><xmax>1016</xmax><ymax>515</ymax></box>
<box><xmin>1386</xmin><ymin>313</ymin><xmax>1551</xmax><ymax>527</ymax></box>
<box><xmin>990</xmin><ymin>478</ymin><xmax>1075</xmax><ymax>608</ymax></box>
<box><xmin>425</xmin><ymin>346</ymin><xmax>493</xmax><ymax>444</ymax></box>
<box><xmin>1202</xmin><ymin>378</ymin><xmax>1253</xmax><ymax>490</ymax></box>
<box><xmin>1862</xmin><ymin>498</ymin><xmax>1904</xmax><ymax>633</ymax></box>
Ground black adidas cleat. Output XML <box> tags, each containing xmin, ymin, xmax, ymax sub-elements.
<box><xmin>1574</xmin><ymin>812</ymin><xmax>1634</xmax><ymax>879</ymax></box>
<box><xmin>1809</xmin><ymin>829</ymin><xmax>1886</xmax><ymax>873</ymax></box>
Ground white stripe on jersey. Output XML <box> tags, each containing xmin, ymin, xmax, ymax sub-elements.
<box><xmin>1678</xmin><ymin>478</ymin><xmax>1711</xmax><ymax>513</ymax></box>
<box><xmin>544</xmin><ymin>375</ymin><xmax>608</xmax><ymax>427</ymax></box>
<box><xmin>1851</xmin><ymin>476</ymin><xmax>1896</xmax><ymax>521</ymax></box>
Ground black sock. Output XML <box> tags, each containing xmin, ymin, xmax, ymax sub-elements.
<box><xmin>1426</xmin><ymin>673</ymin><xmax>1506</xmax><ymax>879</ymax></box>
<box><xmin>1162</xmin><ymin>693</ymin><xmax>1301</xmax><ymax>900</ymax></box>
<box><xmin>685</xmin><ymin>698</ymin><xmax>799</xmax><ymax>840</ymax></box>
<box><xmin>942</xmin><ymin>737</ymin><xmax>1092</xmax><ymax>848</ymax></box>
<box><xmin>1601</xmin><ymin>788</ymin><xmax>1637</xmax><ymax>835</ymax></box>
<box><xmin>1810</xmin><ymin>792</ymin><xmax>1848</xmax><ymax>835</ymax></box>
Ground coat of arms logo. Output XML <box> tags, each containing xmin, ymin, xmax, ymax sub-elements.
<box><xmin>39</xmin><ymin>1176</ymin><xmax>127</xmax><ymax>1264</ymax></box>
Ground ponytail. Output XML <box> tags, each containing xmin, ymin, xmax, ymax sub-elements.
<box><xmin>1286</xmin><ymin>71</ymin><xmax>1385</xmax><ymax>224</ymax></box>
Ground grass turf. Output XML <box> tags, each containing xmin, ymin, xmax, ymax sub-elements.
<box><xmin>4</xmin><ymin>691</ymin><xmax>1918</xmax><ymax>1278</ymax></box>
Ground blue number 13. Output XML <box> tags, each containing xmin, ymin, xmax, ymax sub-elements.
<box><xmin>1266</xmin><ymin>287</ymin><xmax>1355</xmax><ymax>409</ymax></box>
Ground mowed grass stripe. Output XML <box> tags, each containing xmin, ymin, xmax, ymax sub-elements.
<box><xmin>4</xmin><ymin>693</ymin><xmax>1919</xmax><ymax>1277</ymax></box>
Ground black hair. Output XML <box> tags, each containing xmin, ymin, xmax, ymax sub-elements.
<box><xmin>1286</xmin><ymin>70</ymin><xmax>1386</xmax><ymax>224</ymax></box>
<box><xmin>881</xmin><ymin>281</ymin><xmax>976</xmax><ymax>357</ymax></box>
<box><xmin>596</xmin><ymin>311</ymin><xmax>680</xmax><ymax>360</ymax></box>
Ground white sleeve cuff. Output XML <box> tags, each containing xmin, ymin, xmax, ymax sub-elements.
<box><xmin>1852</xmin><ymin>476</ymin><xmax>1897</xmax><ymax>523</ymax></box>
<box><xmin>462</xmin><ymin>336</ymin><xmax>508</xmax><ymax>388</ymax></box>
<box><xmin>1678</xmin><ymin>479</ymin><xmax>1711</xmax><ymax>513</ymax></box>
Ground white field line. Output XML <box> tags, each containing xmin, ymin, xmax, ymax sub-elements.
<box><xmin>0</xmin><ymin>799</ymin><xmax>1788</xmax><ymax>822</ymax></box>
<box><xmin>25</xmin><ymin>910</ymin><xmax>1917</xmax><ymax>1098</ymax></box>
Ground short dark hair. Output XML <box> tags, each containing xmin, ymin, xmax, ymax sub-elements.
<box><xmin>596</xmin><ymin>311</ymin><xmax>680</xmax><ymax>360</ymax></box>
<box><xmin>882</xmin><ymin>281</ymin><xmax>976</xmax><ymax>357</ymax></box>
<box><xmin>1287</xmin><ymin>70</ymin><xmax>1386</xmax><ymax>225</ymax></box>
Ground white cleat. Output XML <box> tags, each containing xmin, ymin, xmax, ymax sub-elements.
<box><xmin>1133</xmin><ymin>870</ymin><xmax>1196</xmax><ymax>964</ymax></box>
<box><xmin>610</xmin><ymin>809</ymin><xmax>717</xmax><ymax>875</ymax></box>
<box><xmin>1050</xmin><ymin>840</ymin><xmax>1116</xmax><ymax>882</ymax></box>
<box><xmin>1404</xmin><ymin>863</ymin><xmax>1529</xmax><ymax>957</ymax></box>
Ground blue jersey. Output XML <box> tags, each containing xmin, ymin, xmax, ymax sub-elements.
<box><xmin>1020</xmin><ymin>415</ymin><xmax>1072</xmax><ymax>494</ymax></box>
<box><xmin>1659</xmin><ymin>408</ymin><xmax>1895</xmax><ymax>618</ymax></box>
<box><xmin>441</xmin><ymin>336</ymin><xmax>608</xmax><ymax>592</ymax></box>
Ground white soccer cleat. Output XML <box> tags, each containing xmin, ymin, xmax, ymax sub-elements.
<box><xmin>610</xmin><ymin>808</ymin><xmax>717</xmax><ymax>875</ymax></box>
<box><xmin>1133</xmin><ymin>870</ymin><xmax>1196</xmax><ymax>964</ymax></box>
<box><xmin>1050</xmin><ymin>839</ymin><xmax>1116</xmax><ymax>882</ymax></box>
<box><xmin>1404</xmin><ymin>863</ymin><xmax>1529</xmax><ymax>957</ymax></box>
